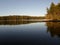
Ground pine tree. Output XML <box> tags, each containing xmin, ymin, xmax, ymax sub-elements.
<box><xmin>50</xmin><ymin>2</ymin><xmax>55</xmax><ymax>15</ymax></box>
<box><xmin>46</xmin><ymin>2</ymin><xmax>60</xmax><ymax>20</ymax></box>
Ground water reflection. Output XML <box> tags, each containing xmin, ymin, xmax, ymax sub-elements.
<box><xmin>0</xmin><ymin>21</ymin><xmax>60</xmax><ymax>45</ymax></box>
<box><xmin>46</xmin><ymin>22</ymin><xmax>60</xmax><ymax>37</ymax></box>
<box><xmin>0</xmin><ymin>21</ymin><xmax>38</xmax><ymax>25</ymax></box>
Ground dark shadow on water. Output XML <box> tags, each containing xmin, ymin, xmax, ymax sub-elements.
<box><xmin>0</xmin><ymin>20</ymin><xmax>60</xmax><ymax>25</ymax></box>
<box><xmin>46</xmin><ymin>22</ymin><xmax>60</xmax><ymax>37</ymax></box>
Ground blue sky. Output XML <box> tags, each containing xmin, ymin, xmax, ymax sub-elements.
<box><xmin>0</xmin><ymin>0</ymin><xmax>59</xmax><ymax>16</ymax></box>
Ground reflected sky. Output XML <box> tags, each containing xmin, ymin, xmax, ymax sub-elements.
<box><xmin>0</xmin><ymin>22</ymin><xmax>60</xmax><ymax>45</ymax></box>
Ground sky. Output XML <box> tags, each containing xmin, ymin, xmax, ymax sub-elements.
<box><xmin>0</xmin><ymin>0</ymin><xmax>60</xmax><ymax>16</ymax></box>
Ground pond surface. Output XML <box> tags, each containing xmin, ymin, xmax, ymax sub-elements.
<box><xmin>0</xmin><ymin>21</ymin><xmax>60</xmax><ymax>45</ymax></box>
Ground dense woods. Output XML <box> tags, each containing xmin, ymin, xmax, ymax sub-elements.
<box><xmin>46</xmin><ymin>2</ymin><xmax>60</xmax><ymax>20</ymax></box>
<box><xmin>0</xmin><ymin>16</ymin><xmax>45</xmax><ymax>25</ymax></box>
<box><xmin>0</xmin><ymin>16</ymin><xmax>45</xmax><ymax>21</ymax></box>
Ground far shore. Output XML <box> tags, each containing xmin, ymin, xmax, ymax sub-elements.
<box><xmin>0</xmin><ymin>19</ymin><xmax>60</xmax><ymax>22</ymax></box>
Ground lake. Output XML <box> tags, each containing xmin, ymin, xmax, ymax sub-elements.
<box><xmin>0</xmin><ymin>21</ymin><xmax>60</xmax><ymax>45</ymax></box>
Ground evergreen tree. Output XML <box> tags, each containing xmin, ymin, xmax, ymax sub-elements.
<box><xmin>50</xmin><ymin>2</ymin><xmax>55</xmax><ymax>15</ymax></box>
<box><xmin>46</xmin><ymin>2</ymin><xmax>60</xmax><ymax>20</ymax></box>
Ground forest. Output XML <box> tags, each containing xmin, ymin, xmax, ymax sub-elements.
<box><xmin>46</xmin><ymin>2</ymin><xmax>60</xmax><ymax>20</ymax></box>
<box><xmin>0</xmin><ymin>16</ymin><xmax>45</xmax><ymax>21</ymax></box>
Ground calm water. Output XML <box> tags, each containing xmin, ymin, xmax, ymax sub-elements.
<box><xmin>0</xmin><ymin>21</ymin><xmax>60</xmax><ymax>45</ymax></box>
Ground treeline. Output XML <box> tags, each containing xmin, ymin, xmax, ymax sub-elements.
<box><xmin>0</xmin><ymin>15</ymin><xmax>45</xmax><ymax>21</ymax></box>
<box><xmin>46</xmin><ymin>2</ymin><xmax>60</xmax><ymax>20</ymax></box>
